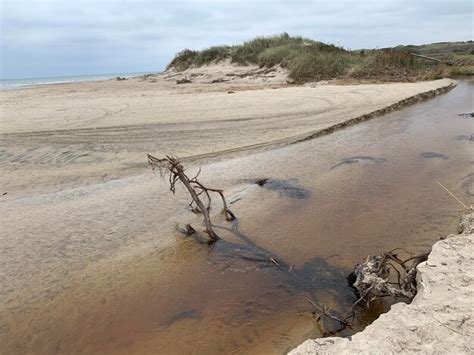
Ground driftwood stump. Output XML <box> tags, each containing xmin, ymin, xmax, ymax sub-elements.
<box><xmin>349</xmin><ymin>250</ymin><xmax>429</xmax><ymax>304</ymax></box>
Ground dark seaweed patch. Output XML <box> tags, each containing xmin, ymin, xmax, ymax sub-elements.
<box><xmin>330</xmin><ymin>156</ymin><xmax>387</xmax><ymax>170</ymax></box>
<box><xmin>166</xmin><ymin>310</ymin><xmax>201</xmax><ymax>326</ymax></box>
<box><xmin>419</xmin><ymin>152</ymin><xmax>448</xmax><ymax>160</ymax></box>
<box><xmin>256</xmin><ymin>178</ymin><xmax>311</xmax><ymax>199</ymax></box>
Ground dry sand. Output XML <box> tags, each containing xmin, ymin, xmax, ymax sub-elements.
<box><xmin>0</xmin><ymin>65</ymin><xmax>454</xmax><ymax>200</ymax></box>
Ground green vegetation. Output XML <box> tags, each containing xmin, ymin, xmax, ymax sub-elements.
<box><xmin>391</xmin><ymin>41</ymin><xmax>474</xmax><ymax>77</ymax></box>
<box><xmin>167</xmin><ymin>49</ymin><xmax>198</xmax><ymax>71</ymax></box>
<box><xmin>392</xmin><ymin>41</ymin><xmax>474</xmax><ymax>56</ymax></box>
<box><xmin>289</xmin><ymin>52</ymin><xmax>352</xmax><ymax>82</ymax></box>
<box><xmin>167</xmin><ymin>34</ymin><xmax>474</xmax><ymax>83</ymax></box>
<box><xmin>257</xmin><ymin>44</ymin><xmax>298</xmax><ymax>68</ymax></box>
<box><xmin>166</xmin><ymin>33</ymin><xmax>349</xmax><ymax>82</ymax></box>
<box><xmin>230</xmin><ymin>33</ymin><xmax>344</xmax><ymax>66</ymax></box>
<box><xmin>351</xmin><ymin>50</ymin><xmax>422</xmax><ymax>80</ymax></box>
<box><xmin>194</xmin><ymin>46</ymin><xmax>231</xmax><ymax>66</ymax></box>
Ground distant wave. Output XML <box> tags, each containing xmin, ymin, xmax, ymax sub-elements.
<box><xmin>0</xmin><ymin>72</ymin><xmax>155</xmax><ymax>89</ymax></box>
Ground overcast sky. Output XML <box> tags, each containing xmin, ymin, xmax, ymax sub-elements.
<box><xmin>1</xmin><ymin>0</ymin><xmax>472</xmax><ymax>79</ymax></box>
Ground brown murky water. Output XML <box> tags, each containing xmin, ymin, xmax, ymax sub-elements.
<box><xmin>1</xmin><ymin>81</ymin><xmax>473</xmax><ymax>354</ymax></box>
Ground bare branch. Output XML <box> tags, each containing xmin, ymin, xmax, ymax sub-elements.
<box><xmin>147</xmin><ymin>153</ymin><xmax>236</xmax><ymax>243</ymax></box>
<box><xmin>348</xmin><ymin>249</ymin><xmax>429</xmax><ymax>306</ymax></box>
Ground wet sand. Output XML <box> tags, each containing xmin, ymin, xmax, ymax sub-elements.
<box><xmin>0</xmin><ymin>76</ymin><xmax>472</xmax><ymax>354</ymax></box>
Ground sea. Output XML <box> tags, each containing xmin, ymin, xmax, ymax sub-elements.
<box><xmin>0</xmin><ymin>72</ymin><xmax>156</xmax><ymax>89</ymax></box>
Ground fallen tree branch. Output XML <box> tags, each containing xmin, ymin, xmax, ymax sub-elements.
<box><xmin>148</xmin><ymin>154</ymin><xmax>235</xmax><ymax>242</ymax></box>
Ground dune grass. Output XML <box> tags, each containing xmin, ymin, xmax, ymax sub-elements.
<box><xmin>167</xmin><ymin>49</ymin><xmax>199</xmax><ymax>72</ymax></box>
<box><xmin>288</xmin><ymin>52</ymin><xmax>353</xmax><ymax>82</ymax></box>
<box><xmin>167</xmin><ymin>34</ymin><xmax>473</xmax><ymax>82</ymax></box>
<box><xmin>230</xmin><ymin>33</ymin><xmax>345</xmax><ymax>65</ymax></box>
<box><xmin>167</xmin><ymin>34</ymin><xmax>344</xmax><ymax>66</ymax></box>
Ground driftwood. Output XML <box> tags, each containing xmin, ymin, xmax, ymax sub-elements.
<box><xmin>210</xmin><ymin>78</ymin><xmax>228</xmax><ymax>83</ymax></box>
<box><xmin>176</xmin><ymin>78</ymin><xmax>192</xmax><ymax>84</ymax></box>
<box><xmin>303</xmin><ymin>248</ymin><xmax>429</xmax><ymax>336</ymax></box>
<box><xmin>349</xmin><ymin>249</ymin><xmax>429</xmax><ymax>304</ymax></box>
<box><xmin>147</xmin><ymin>154</ymin><xmax>289</xmax><ymax>270</ymax></box>
<box><xmin>147</xmin><ymin>154</ymin><xmax>235</xmax><ymax>242</ymax></box>
<box><xmin>410</xmin><ymin>53</ymin><xmax>453</xmax><ymax>66</ymax></box>
<box><xmin>304</xmin><ymin>295</ymin><xmax>352</xmax><ymax>336</ymax></box>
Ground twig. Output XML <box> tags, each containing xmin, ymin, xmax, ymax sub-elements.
<box><xmin>303</xmin><ymin>296</ymin><xmax>351</xmax><ymax>327</ymax></box>
<box><xmin>437</xmin><ymin>181</ymin><xmax>468</xmax><ymax>209</ymax></box>
<box><xmin>430</xmin><ymin>315</ymin><xmax>467</xmax><ymax>336</ymax></box>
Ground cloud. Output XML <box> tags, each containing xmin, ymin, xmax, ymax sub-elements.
<box><xmin>1</xmin><ymin>0</ymin><xmax>472</xmax><ymax>78</ymax></box>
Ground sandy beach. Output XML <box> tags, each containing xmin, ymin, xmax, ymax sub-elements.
<box><xmin>1</xmin><ymin>71</ymin><xmax>471</xmax><ymax>354</ymax></box>
<box><xmin>2</xmin><ymin>0</ymin><xmax>473</xmax><ymax>350</ymax></box>
<box><xmin>0</xmin><ymin>69</ymin><xmax>454</xmax><ymax>200</ymax></box>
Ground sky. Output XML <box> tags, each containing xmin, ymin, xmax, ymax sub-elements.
<box><xmin>1</xmin><ymin>0</ymin><xmax>473</xmax><ymax>79</ymax></box>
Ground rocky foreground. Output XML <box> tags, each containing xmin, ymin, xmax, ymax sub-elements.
<box><xmin>290</xmin><ymin>212</ymin><xmax>474</xmax><ymax>354</ymax></box>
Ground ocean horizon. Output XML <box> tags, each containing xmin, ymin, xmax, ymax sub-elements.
<box><xmin>0</xmin><ymin>71</ymin><xmax>157</xmax><ymax>89</ymax></box>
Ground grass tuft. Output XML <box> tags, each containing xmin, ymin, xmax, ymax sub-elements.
<box><xmin>195</xmin><ymin>46</ymin><xmax>231</xmax><ymax>66</ymax></box>
<box><xmin>167</xmin><ymin>49</ymin><xmax>198</xmax><ymax>71</ymax></box>
<box><xmin>289</xmin><ymin>53</ymin><xmax>352</xmax><ymax>83</ymax></box>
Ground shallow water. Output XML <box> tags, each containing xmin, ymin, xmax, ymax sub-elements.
<box><xmin>0</xmin><ymin>81</ymin><xmax>473</xmax><ymax>354</ymax></box>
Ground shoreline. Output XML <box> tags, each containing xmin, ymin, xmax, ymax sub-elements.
<box><xmin>290</xmin><ymin>211</ymin><xmax>474</xmax><ymax>354</ymax></box>
<box><xmin>0</xmin><ymin>71</ymin><xmax>156</xmax><ymax>90</ymax></box>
